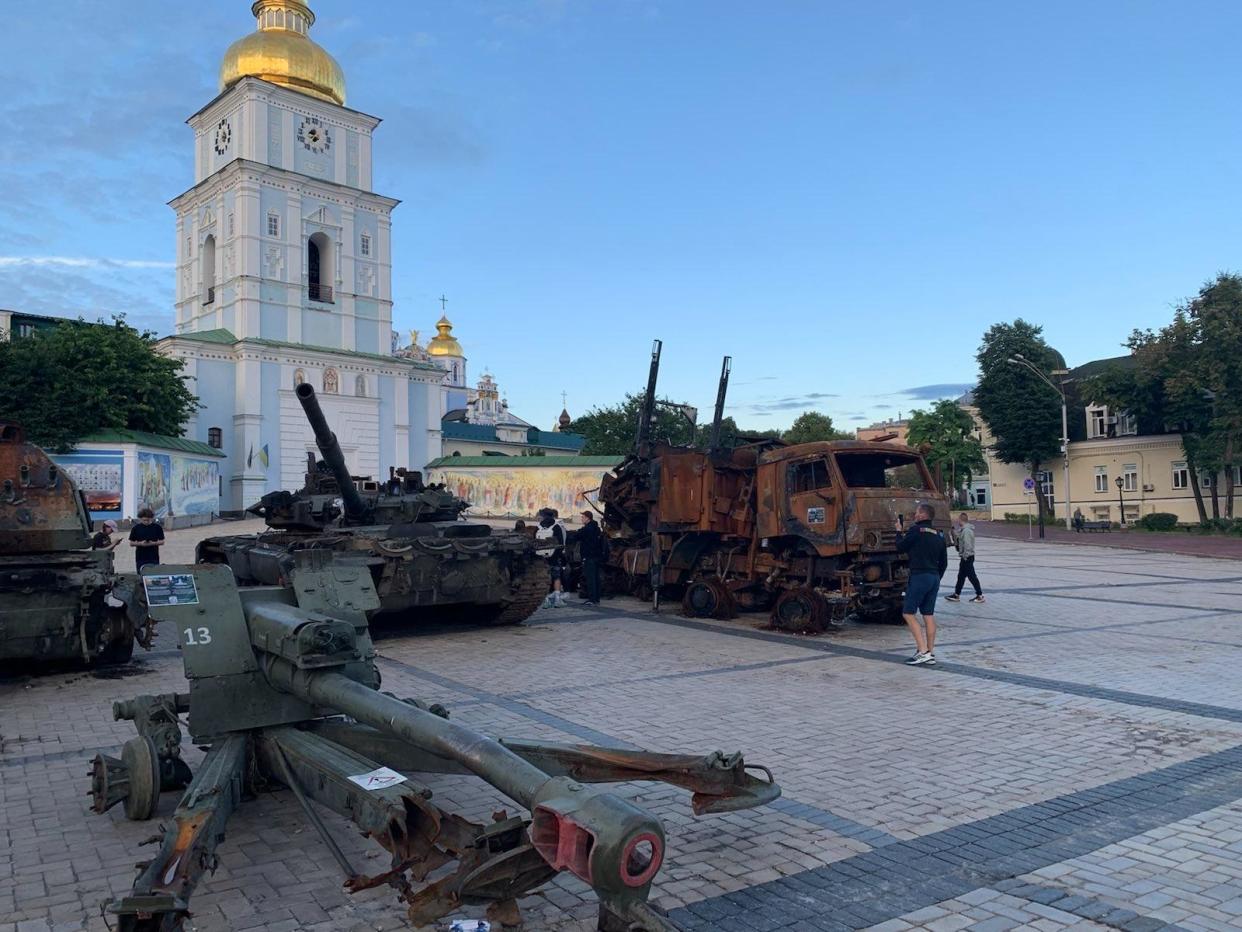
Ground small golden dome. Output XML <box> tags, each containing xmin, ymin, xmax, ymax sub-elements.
<box><xmin>220</xmin><ymin>1</ymin><xmax>346</xmax><ymax>106</ymax></box>
<box><xmin>427</xmin><ymin>316</ymin><xmax>464</xmax><ymax>357</ymax></box>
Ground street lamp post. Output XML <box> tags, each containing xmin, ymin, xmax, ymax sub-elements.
<box><xmin>1007</xmin><ymin>355</ymin><xmax>1072</xmax><ymax>532</ymax></box>
<box><xmin>1115</xmin><ymin>474</ymin><xmax>1125</xmax><ymax>527</ymax></box>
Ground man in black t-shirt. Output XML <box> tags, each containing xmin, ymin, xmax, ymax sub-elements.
<box><xmin>128</xmin><ymin>507</ymin><xmax>166</xmax><ymax>572</ymax></box>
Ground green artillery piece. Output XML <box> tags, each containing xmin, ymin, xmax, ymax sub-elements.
<box><xmin>90</xmin><ymin>553</ymin><xmax>779</xmax><ymax>931</ymax></box>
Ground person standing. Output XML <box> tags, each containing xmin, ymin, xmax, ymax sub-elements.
<box><xmin>535</xmin><ymin>507</ymin><xmax>568</xmax><ymax>607</ymax></box>
<box><xmin>944</xmin><ymin>512</ymin><xmax>985</xmax><ymax>603</ymax></box>
<box><xmin>92</xmin><ymin>520</ymin><xmax>121</xmax><ymax>551</ymax></box>
<box><xmin>576</xmin><ymin>510</ymin><xmax>606</xmax><ymax>605</ymax></box>
<box><xmin>128</xmin><ymin>507</ymin><xmax>166</xmax><ymax>573</ymax></box>
<box><xmin>894</xmin><ymin>503</ymin><xmax>948</xmax><ymax>666</ymax></box>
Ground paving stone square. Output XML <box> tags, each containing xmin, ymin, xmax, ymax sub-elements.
<box><xmin>4</xmin><ymin>525</ymin><xmax>1242</xmax><ymax>931</ymax></box>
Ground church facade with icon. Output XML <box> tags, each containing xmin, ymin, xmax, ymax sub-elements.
<box><xmin>158</xmin><ymin>0</ymin><xmax>481</xmax><ymax>513</ymax></box>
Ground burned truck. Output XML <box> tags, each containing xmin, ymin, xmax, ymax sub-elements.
<box><xmin>598</xmin><ymin>342</ymin><xmax>950</xmax><ymax>631</ymax></box>
<box><xmin>0</xmin><ymin>422</ymin><xmax>138</xmax><ymax>664</ymax></box>
<box><xmin>197</xmin><ymin>383</ymin><xmax>548</xmax><ymax>626</ymax></box>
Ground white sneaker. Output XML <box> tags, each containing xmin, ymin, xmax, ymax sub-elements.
<box><xmin>904</xmin><ymin>652</ymin><xmax>933</xmax><ymax>666</ymax></box>
<box><xmin>553</xmin><ymin>592</ymin><xmax>566</xmax><ymax>607</ymax></box>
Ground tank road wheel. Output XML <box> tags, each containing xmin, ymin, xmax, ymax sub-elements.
<box><xmin>121</xmin><ymin>736</ymin><xmax>160</xmax><ymax>821</ymax></box>
<box><xmin>484</xmin><ymin>557</ymin><xmax>552</xmax><ymax>626</ymax></box>
<box><xmin>93</xmin><ymin>609</ymin><xmax>136</xmax><ymax>666</ymax></box>
<box><xmin>681</xmin><ymin>578</ymin><xmax>737</xmax><ymax>619</ymax></box>
<box><xmin>771</xmin><ymin>588</ymin><xmax>828</xmax><ymax>634</ymax></box>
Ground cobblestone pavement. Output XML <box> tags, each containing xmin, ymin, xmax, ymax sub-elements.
<box><xmin>3</xmin><ymin>528</ymin><xmax>1242</xmax><ymax>931</ymax></box>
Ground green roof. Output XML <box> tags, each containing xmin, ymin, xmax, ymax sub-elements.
<box><xmin>426</xmin><ymin>455</ymin><xmax>622</xmax><ymax>469</ymax></box>
<box><xmin>80</xmin><ymin>429</ymin><xmax>226</xmax><ymax>458</ymax></box>
<box><xmin>170</xmin><ymin>329</ymin><xmax>444</xmax><ymax>371</ymax></box>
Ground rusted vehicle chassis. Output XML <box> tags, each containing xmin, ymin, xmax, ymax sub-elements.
<box><xmin>601</xmin><ymin>441</ymin><xmax>950</xmax><ymax>630</ymax></box>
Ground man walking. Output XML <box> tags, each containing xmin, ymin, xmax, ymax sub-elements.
<box><xmin>128</xmin><ymin>507</ymin><xmax>165</xmax><ymax>573</ymax></box>
<box><xmin>944</xmin><ymin>512</ymin><xmax>985</xmax><ymax>604</ymax></box>
<box><xmin>576</xmin><ymin>510</ymin><xmax>606</xmax><ymax>605</ymax></box>
<box><xmin>894</xmin><ymin>503</ymin><xmax>948</xmax><ymax>666</ymax></box>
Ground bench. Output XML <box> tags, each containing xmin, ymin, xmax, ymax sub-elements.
<box><xmin>1076</xmin><ymin>520</ymin><xmax>1111</xmax><ymax>533</ymax></box>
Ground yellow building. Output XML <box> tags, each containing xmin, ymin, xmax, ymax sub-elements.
<box><xmin>963</xmin><ymin>354</ymin><xmax>1232</xmax><ymax>526</ymax></box>
<box><xmin>855</xmin><ymin>418</ymin><xmax>910</xmax><ymax>444</ymax></box>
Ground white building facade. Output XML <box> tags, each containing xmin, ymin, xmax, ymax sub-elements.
<box><xmin>158</xmin><ymin>1</ymin><xmax>443</xmax><ymax>513</ymax></box>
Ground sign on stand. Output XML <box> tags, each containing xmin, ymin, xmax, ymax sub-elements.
<box><xmin>1022</xmin><ymin>478</ymin><xmax>1035</xmax><ymax>539</ymax></box>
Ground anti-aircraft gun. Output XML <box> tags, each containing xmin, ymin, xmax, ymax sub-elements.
<box><xmin>0</xmin><ymin>421</ymin><xmax>140</xmax><ymax>664</ymax></box>
<box><xmin>596</xmin><ymin>342</ymin><xmax>950</xmax><ymax>630</ymax></box>
<box><xmin>197</xmin><ymin>383</ymin><xmax>549</xmax><ymax>626</ymax></box>
<box><xmin>90</xmin><ymin>556</ymin><xmax>780</xmax><ymax>931</ymax></box>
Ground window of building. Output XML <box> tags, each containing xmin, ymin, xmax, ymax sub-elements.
<box><xmin>1117</xmin><ymin>411</ymin><xmax>1138</xmax><ymax>436</ymax></box>
<box><xmin>323</xmin><ymin>368</ymin><xmax>339</xmax><ymax>394</ymax></box>
<box><xmin>202</xmin><ymin>234</ymin><xmax>216</xmax><ymax>304</ymax></box>
<box><xmin>1088</xmin><ymin>407</ymin><xmax>1107</xmax><ymax>439</ymax></box>
<box><xmin>360</xmin><ymin>232</ymin><xmax>371</xmax><ymax>257</ymax></box>
<box><xmin>1199</xmin><ymin>469</ymin><xmax>1215</xmax><ymax>490</ymax></box>
<box><xmin>974</xmin><ymin>486</ymin><xmax>988</xmax><ymax>507</ymax></box>
<box><xmin>1234</xmin><ymin>465</ymin><xmax>1242</xmax><ymax>485</ymax></box>
<box><xmin>355</xmin><ymin>374</ymin><xmax>366</xmax><ymax>397</ymax></box>
<box><xmin>1172</xmin><ymin>461</ymin><xmax>1189</xmax><ymax>490</ymax></box>
<box><xmin>267</xmin><ymin>211</ymin><xmax>280</xmax><ymax>238</ymax></box>
<box><xmin>307</xmin><ymin>232</ymin><xmax>333</xmax><ymax>303</ymax></box>
<box><xmin>207</xmin><ymin>427</ymin><xmax>223</xmax><ymax>449</ymax></box>
<box><xmin>1123</xmin><ymin>464</ymin><xmax>1138</xmax><ymax>492</ymax></box>
<box><xmin>1094</xmin><ymin>466</ymin><xmax>1108</xmax><ymax>493</ymax></box>
<box><xmin>1038</xmin><ymin>470</ymin><xmax>1054</xmax><ymax>502</ymax></box>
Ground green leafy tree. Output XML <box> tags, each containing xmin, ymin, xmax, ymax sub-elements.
<box><xmin>781</xmin><ymin>411</ymin><xmax>848</xmax><ymax>445</ymax></box>
<box><xmin>0</xmin><ymin>316</ymin><xmax>199</xmax><ymax>452</ymax></box>
<box><xmin>907</xmin><ymin>399</ymin><xmax>986</xmax><ymax>502</ymax></box>
<box><xmin>1184</xmin><ymin>274</ymin><xmax>1242</xmax><ymax>518</ymax></box>
<box><xmin>565</xmin><ymin>391</ymin><xmax>697</xmax><ymax>455</ymax></box>
<box><xmin>973</xmin><ymin>319</ymin><xmax>1065</xmax><ymax>523</ymax></box>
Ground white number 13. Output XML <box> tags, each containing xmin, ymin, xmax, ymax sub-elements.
<box><xmin>183</xmin><ymin>626</ymin><xmax>212</xmax><ymax>646</ymax></box>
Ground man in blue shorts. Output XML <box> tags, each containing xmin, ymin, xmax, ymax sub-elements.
<box><xmin>894</xmin><ymin>502</ymin><xmax>948</xmax><ymax>666</ymax></box>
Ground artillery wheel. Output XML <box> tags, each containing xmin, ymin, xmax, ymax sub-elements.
<box><xmin>681</xmin><ymin>578</ymin><xmax>737</xmax><ymax>619</ymax></box>
<box><xmin>483</xmin><ymin>557</ymin><xmax>551</xmax><ymax>626</ymax></box>
<box><xmin>121</xmin><ymin>736</ymin><xmax>160</xmax><ymax>821</ymax></box>
<box><xmin>94</xmin><ymin>609</ymin><xmax>135</xmax><ymax>666</ymax></box>
<box><xmin>771</xmin><ymin>588</ymin><xmax>828</xmax><ymax>634</ymax></box>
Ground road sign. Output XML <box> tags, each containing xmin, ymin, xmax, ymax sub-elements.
<box><xmin>1022</xmin><ymin>477</ymin><xmax>1036</xmax><ymax>493</ymax></box>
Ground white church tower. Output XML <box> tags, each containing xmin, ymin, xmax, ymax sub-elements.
<box><xmin>159</xmin><ymin>0</ymin><xmax>445</xmax><ymax>513</ymax></box>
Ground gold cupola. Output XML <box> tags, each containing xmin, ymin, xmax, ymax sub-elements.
<box><xmin>427</xmin><ymin>316</ymin><xmax>464</xmax><ymax>357</ymax></box>
<box><xmin>219</xmin><ymin>1</ymin><xmax>346</xmax><ymax>106</ymax></box>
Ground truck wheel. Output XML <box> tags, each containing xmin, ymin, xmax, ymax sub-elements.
<box><xmin>771</xmin><ymin>588</ymin><xmax>828</xmax><ymax>634</ymax></box>
<box><xmin>681</xmin><ymin>578</ymin><xmax>737</xmax><ymax>619</ymax></box>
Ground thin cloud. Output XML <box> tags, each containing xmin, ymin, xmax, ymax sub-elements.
<box><xmin>0</xmin><ymin>256</ymin><xmax>174</xmax><ymax>269</ymax></box>
<box><xmin>898</xmin><ymin>383</ymin><xmax>975</xmax><ymax>400</ymax></box>
<box><xmin>742</xmin><ymin>391</ymin><xmax>840</xmax><ymax>413</ymax></box>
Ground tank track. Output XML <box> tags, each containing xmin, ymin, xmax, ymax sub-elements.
<box><xmin>483</xmin><ymin>556</ymin><xmax>550</xmax><ymax>626</ymax></box>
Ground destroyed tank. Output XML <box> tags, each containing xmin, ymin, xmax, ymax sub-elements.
<box><xmin>0</xmin><ymin>422</ymin><xmax>136</xmax><ymax>665</ymax></box>
<box><xmin>196</xmin><ymin>383</ymin><xmax>548</xmax><ymax>626</ymax></box>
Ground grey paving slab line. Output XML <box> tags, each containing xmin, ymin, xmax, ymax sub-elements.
<box><xmin>670</xmin><ymin>743</ymin><xmax>1242</xmax><ymax>931</ymax></box>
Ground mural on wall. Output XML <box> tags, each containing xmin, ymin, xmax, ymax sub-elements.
<box><xmin>137</xmin><ymin>451</ymin><xmax>172</xmax><ymax>518</ymax></box>
<box><xmin>427</xmin><ymin>465</ymin><xmax>615</xmax><ymax>521</ymax></box>
<box><xmin>55</xmin><ymin>452</ymin><xmax>124</xmax><ymax>521</ymax></box>
<box><xmin>171</xmin><ymin>456</ymin><xmax>220</xmax><ymax>516</ymax></box>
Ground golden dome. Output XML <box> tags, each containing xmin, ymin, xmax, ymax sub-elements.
<box><xmin>220</xmin><ymin>1</ymin><xmax>346</xmax><ymax>106</ymax></box>
<box><xmin>427</xmin><ymin>316</ymin><xmax>464</xmax><ymax>357</ymax></box>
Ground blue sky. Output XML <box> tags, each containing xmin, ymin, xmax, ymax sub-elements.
<box><xmin>3</xmin><ymin>0</ymin><xmax>1240</xmax><ymax>431</ymax></box>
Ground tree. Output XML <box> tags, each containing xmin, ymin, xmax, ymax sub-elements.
<box><xmin>973</xmin><ymin>320</ymin><xmax>1064</xmax><ymax>524</ymax></box>
<box><xmin>1184</xmin><ymin>274</ymin><xmax>1242</xmax><ymax>518</ymax></box>
<box><xmin>565</xmin><ymin>391</ymin><xmax>697</xmax><ymax>456</ymax></box>
<box><xmin>782</xmin><ymin>411</ymin><xmax>848</xmax><ymax>445</ymax></box>
<box><xmin>0</xmin><ymin>316</ymin><xmax>199</xmax><ymax>452</ymax></box>
<box><xmin>907</xmin><ymin>399</ymin><xmax>986</xmax><ymax>503</ymax></box>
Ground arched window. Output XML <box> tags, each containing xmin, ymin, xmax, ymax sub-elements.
<box><xmin>202</xmin><ymin>234</ymin><xmax>216</xmax><ymax>304</ymax></box>
<box><xmin>308</xmin><ymin>232</ymin><xmax>333</xmax><ymax>303</ymax></box>
<box><xmin>355</xmin><ymin>374</ymin><xmax>366</xmax><ymax>397</ymax></box>
<box><xmin>323</xmin><ymin>368</ymin><xmax>339</xmax><ymax>393</ymax></box>
<box><xmin>207</xmin><ymin>427</ymin><xmax>223</xmax><ymax>448</ymax></box>
<box><xmin>293</xmin><ymin>368</ymin><xmax>305</xmax><ymax>387</ymax></box>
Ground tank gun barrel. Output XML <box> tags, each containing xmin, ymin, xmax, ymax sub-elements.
<box><xmin>708</xmin><ymin>355</ymin><xmax>732</xmax><ymax>454</ymax></box>
<box><xmin>635</xmin><ymin>339</ymin><xmax>662</xmax><ymax>456</ymax></box>
<box><xmin>295</xmin><ymin>382</ymin><xmax>368</xmax><ymax>520</ymax></box>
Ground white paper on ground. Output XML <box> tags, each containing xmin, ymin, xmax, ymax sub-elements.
<box><xmin>346</xmin><ymin>766</ymin><xmax>407</xmax><ymax>790</ymax></box>
<box><xmin>448</xmin><ymin>921</ymin><xmax>490</xmax><ymax>932</ymax></box>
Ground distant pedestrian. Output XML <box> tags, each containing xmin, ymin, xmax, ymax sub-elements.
<box><xmin>92</xmin><ymin>520</ymin><xmax>121</xmax><ymax>550</ymax></box>
<box><xmin>128</xmin><ymin>507</ymin><xmax>165</xmax><ymax>573</ymax></box>
<box><xmin>895</xmin><ymin>502</ymin><xmax>948</xmax><ymax>666</ymax></box>
<box><xmin>944</xmin><ymin>512</ymin><xmax>985</xmax><ymax>603</ymax></box>
<box><xmin>577</xmin><ymin>510</ymin><xmax>606</xmax><ymax>605</ymax></box>
<box><xmin>1072</xmin><ymin>507</ymin><xmax>1085</xmax><ymax>532</ymax></box>
<box><xmin>536</xmin><ymin>507</ymin><xmax>568</xmax><ymax>607</ymax></box>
